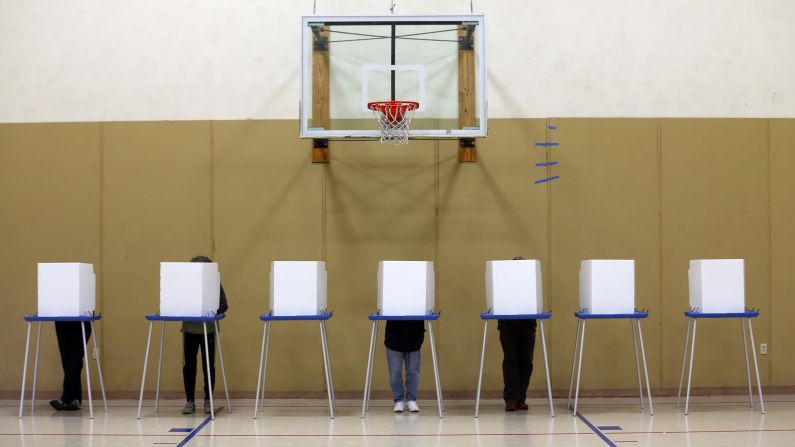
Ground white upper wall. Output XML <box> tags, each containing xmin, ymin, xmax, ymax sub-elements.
<box><xmin>1</xmin><ymin>0</ymin><xmax>794</xmax><ymax>122</ymax></box>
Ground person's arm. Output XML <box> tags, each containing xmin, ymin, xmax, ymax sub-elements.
<box><xmin>217</xmin><ymin>284</ymin><xmax>229</xmax><ymax>314</ymax></box>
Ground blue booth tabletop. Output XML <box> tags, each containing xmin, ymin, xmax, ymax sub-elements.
<box><xmin>260</xmin><ymin>312</ymin><xmax>333</xmax><ymax>321</ymax></box>
<box><xmin>574</xmin><ymin>311</ymin><xmax>649</xmax><ymax>319</ymax></box>
<box><xmin>480</xmin><ymin>312</ymin><xmax>551</xmax><ymax>320</ymax></box>
<box><xmin>145</xmin><ymin>313</ymin><xmax>226</xmax><ymax>322</ymax></box>
<box><xmin>368</xmin><ymin>312</ymin><xmax>440</xmax><ymax>321</ymax></box>
<box><xmin>684</xmin><ymin>310</ymin><xmax>759</xmax><ymax>318</ymax></box>
<box><xmin>24</xmin><ymin>314</ymin><xmax>102</xmax><ymax>322</ymax></box>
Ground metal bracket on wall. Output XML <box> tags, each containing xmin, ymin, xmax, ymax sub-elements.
<box><xmin>312</xmin><ymin>139</ymin><xmax>329</xmax><ymax>163</ymax></box>
<box><xmin>459</xmin><ymin>138</ymin><xmax>476</xmax><ymax>162</ymax></box>
<box><xmin>459</xmin><ymin>24</ymin><xmax>476</xmax><ymax>51</ymax></box>
<box><xmin>311</xmin><ymin>25</ymin><xmax>329</xmax><ymax>51</ymax></box>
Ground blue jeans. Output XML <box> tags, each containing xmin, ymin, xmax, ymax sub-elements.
<box><xmin>386</xmin><ymin>348</ymin><xmax>421</xmax><ymax>402</ymax></box>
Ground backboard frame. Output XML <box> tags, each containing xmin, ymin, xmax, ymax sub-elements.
<box><xmin>299</xmin><ymin>14</ymin><xmax>487</xmax><ymax>140</ymax></box>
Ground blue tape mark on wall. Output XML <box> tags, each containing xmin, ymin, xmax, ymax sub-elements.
<box><xmin>548</xmin><ymin>125</ymin><xmax>557</xmax><ymax>129</ymax></box>
<box><xmin>534</xmin><ymin>142</ymin><xmax>560</xmax><ymax>147</ymax></box>
<box><xmin>534</xmin><ymin>175</ymin><xmax>560</xmax><ymax>184</ymax></box>
<box><xmin>535</xmin><ymin>161</ymin><xmax>558</xmax><ymax>167</ymax></box>
<box><xmin>169</xmin><ymin>428</ymin><xmax>193</xmax><ymax>433</ymax></box>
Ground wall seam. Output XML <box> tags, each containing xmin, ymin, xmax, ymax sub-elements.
<box><xmin>767</xmin><ymin>118</ymin><xmax>773</xmax><ymax>385</ymax></box>
<box><xmin>98</xmin><ymin>122</ymin><xmax>105</xmax><ymax>361</ymax></box>
<box><xmin>657</xmin><ymin>118</ymin><xmax>664</xmax><ymax>386</ymax></box>
<box><xmin>210</xmin><ymin>121</ymin><xmax>216</xmax><ymax>258</ymax></box>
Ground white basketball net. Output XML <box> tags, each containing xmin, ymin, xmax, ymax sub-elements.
<box><xmin>369</xmin><ymin>101</ymin><xmax>418</xmax><ymax>145</ymax></box>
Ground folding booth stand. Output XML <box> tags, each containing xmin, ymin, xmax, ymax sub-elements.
<box><xmin>474</xmin><ymin>312</ymin><xmax>554</xmax><ymax>417</ymax></box>
<box><xmin>19</xmin><ymin>314</ymin><xmax>107</xmax><ymax>419</ymax></box>
<box><xmin>677</xmin><ymin>310</ymin><xmax>765</xmax><ymax>415</ymax></box>
<box><xmin>136</xmin><ymin>313</ymin><xmax>230</xmax><ymax>420</ymax></box>
<box><xmin>567</xmin><ymin>312</ymin><xmax>654</xmax><ymax>416</ymax></box>
<box><xmin>362</xmin><ymin>312</ymin><xmax>444</xmax><ymax>418</ymax></box>
<box><xmin>253</xmin><ymin>312</ymin><xmax>336</xmax><ymax>419</ymax></box>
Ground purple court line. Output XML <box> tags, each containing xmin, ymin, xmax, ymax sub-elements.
<box><xmin>169</xmin><ymin>428</ymin><xmax>193</xmax><ymax>433</ymax></box>
<box><xmin>576</xmin><ymin>411</ymin><xmax>618</xmax><ymax>447</ymax></box>
<box><xmin>177</xmin><ymin>415</ymin><xmax>212</xmax><ymax>447</ymax></box>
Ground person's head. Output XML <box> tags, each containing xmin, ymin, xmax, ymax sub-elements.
<box><xmin>191</xmin><ymin>255</ymin><xmax>212</xmax><ymax>263</ymax></box>
<box><xmin>512</xmin><ymin>256</ymin><xmax>525</xmax><ymax>261</ymax></box>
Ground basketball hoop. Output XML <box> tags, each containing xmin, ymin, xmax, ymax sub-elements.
<box><xmin>367</xmin><ymin>100</ymin><xmax>419</xmax><ymax>144</ymax></box>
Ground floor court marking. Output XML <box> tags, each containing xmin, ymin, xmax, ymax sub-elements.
<box><xmin>576</xmin><ymin>411</ymin><xmax>618</xmax><ymax>447</ymax></box>
<box><xmin>176</xmin><ymin>415</ymin><xmax>212</xmax><ymax>447</ymax></box>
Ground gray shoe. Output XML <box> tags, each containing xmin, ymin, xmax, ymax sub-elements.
<box><xmin>182</xmin><ymin>401</ymin><xmax>195</xmax><ymax>414</ymax></box>
<box><xmin>204</xmin><ymin>399</ymin><xmax>212</xmax><ymax>414</ymax></box>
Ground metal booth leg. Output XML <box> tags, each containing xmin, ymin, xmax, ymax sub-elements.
<box><xmin>676</xmin><ymin>318</ymin><xmax>692</xmax><ymax>408</ymax></box>
<box><xmin>253</xmin><ymin>322</ymin><xmax>267</xmax><ymax>419</ymax></box>
<box><xmin>361</xmin><ymin>320</ymin><xmax>377</xmax><ymax>418</ymax></box>
<box><xmin>567</xmin><ymin>319</ymin><xmax>583</xmax><ymax>409</ymax></box>
<box><xmin>428</xmin><ymin>320</ymin><xmax>444</xmax><ymax>417</ymax></box>
<box><xmin>539</xmin><ymin>320</ymin><xmax>555</xmax><ymax>417</ymax></box>
<box><xmin>154</xmin><ymin>321</ymin><xmax>165</xmax><ymax>415</ymax></box>
<box><xmin>474</xmin><ymin>320</ymin><xmax>488</xmax><ymax>418</ymax></box>
<box><xmin>214</xmin><ymin>320</ymin><xmax>232</xmax><ymax>414</ymax></box>
<box><xmin>80</xmin><ymin>321</ymin><xmax>94</xmax><ymax>419</ymax></box>
<box><xmin>740</xmin><ymin>318</ymin><xmax>754</xmax><ymax>409</ymax></box>
<box><xmin>319</xmin><ymin>320</ymin><xmax>335</xmax><ymax>419</ymax></box>
<box><xmin>747</xmin><ymin>319</ymin><xmax>765</xmax><ymax>414</ymax></box>
<box><xmin>203</xmin><ymin>323</ymin><xmax>215</xmax><ymax>420</ymax></box>
<box><xmin>631</xmin><ymin>319</ymin><xmax>644</xmax><ymax>410</ymax></box>
<box><xmin>19</xmin><ymin>321</ymin><xmax>32</xmax><ymax>419</ymax></box>
<box><xmin>636</xmin><ymin>318</ymin><xmax>654</xmax><ymax>415</ymax></box>
<box><xmin>90</xmin><ymin>321</ymin><xmax>108</xmax><ymax>413</ymax></box>
<box><xmin>572</xmin><ymin>320</ymin><xmax>586</xmax><ymax>415</ymax></box>
<box><xmin>320</xmin><ymin>320</ymin><xmax>336</xmax><ymax>412</ymax></box>
<box><xmin>137</xmin><ymin>321</ymin><xmax>153</xmax><ymax>419</ymax></box>
<box><xmin>260</xmin><ymin>321</ymin><xmax>271</xmax><ymax>414</ymax></box>
<box><xmin>31</xmin><ymin>322</ymin><xmax>42</xmax><ymax>414</ymax></box>
<box><xmin>684</xmin><ymin>319</ymin><xmax>698</xmax><ymax>415</ymax></box>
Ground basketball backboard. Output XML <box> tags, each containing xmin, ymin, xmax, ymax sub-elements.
<box><xmin>300</xmin><ymin>15</ymin><xmax>487</xmax><ymax>140</ymax></box>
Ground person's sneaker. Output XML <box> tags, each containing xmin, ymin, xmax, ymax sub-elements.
<box><xmin>393</xmin><ymin>401</ymin><xmax>405</xmax><ymax>413</ymax></box>
<box><xmin>182</xmin><ymin>401</ymin><xmax>195</xmax><ymax>414</ymax></box>
<box><xmin>407</xmin><ymin>400</ymin><xmax>420</xmax><ymax>413</ymax></box>
<box><xmin>64</xmin><ymin>399</ymin><xmax>81</xmax><ymax>411</ymax></box>
<box><xmin>504</xmin><ymin>402</ymin><xmax>518</xmax><ymax>412</ymax></box>
<box><xmin>204</xmin><ymin>399</ymin><xmax>212</xmax><ymax>415</ymax></box>
<box><xmin>517</xmin><ymin>402</ymin><xmax>529</xmax><ymax>410</ymax></box>
<box><xmin>49</xmin><ymin>399</ymin><xmax>66</xmax><ymax>411</ymax></box>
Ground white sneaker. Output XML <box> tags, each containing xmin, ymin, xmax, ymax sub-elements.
<box><xmin>407</xmin><ymin>401</ymin><xmax>420</xmax><ymax>413</ymax></box>
<box><xmin>393</xmin><ymin>401</ymin><xmax>405</xmax><ymax>413</ymax></box>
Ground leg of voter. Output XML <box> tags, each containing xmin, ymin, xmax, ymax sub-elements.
<box><xmin>741</xmin><ymin>318</ymin><xmax>754</xmax><ymax>409</ymax></box>
<box><xmin>90</xmin><ymin>321</ymin><xmax>108</xmax><ymax>413</ymax></box>
<box><xmin>685</xmin><ymin>319</ymin><xmax>698</xmax><ymax>415</ymax></box>
<box><xmin>747</xmin><ymin>319</ymin><xmax>765</xmax><ymax>414</ymax></box>
<box><xmin>253</xmin><ymin>322</ymin><xmax>267</xmax><ymax>419</ymax></box>
<box><xmin>319</xmin><ymin>321</ymin><xmax>334</xmax><ymax>419</ymax></box>
<box><xmin>637</xmin><ymin>319</ymin><xmax>654</xmax><ymax>415</ymax></box>
<box><xmin>214</xmin><ymin>320</ymin><xmax>231</xmax><ymax>414</ymax></box>
<box><xmin>31</xmin><ymin>322</ymin><xmax>42</xmax><ymax>414</ymax></box>
<box><xmin>137</xmin><ymin>321</ymin><xmax>153</xmax><ymax>419</ymax></box>
<box><xmin>203</xmin><ymin>323</ymin><xmax>215</xmax><ymax>419</ymax></box>
<box><xmin>260</xmin><ymin>321</ymin><xmax>271</xmax><ymax>414</ymax></box>
<box><xmin>320</xmin><ymin>320</ymin><xmax>336</xmax><ymax>411</ymax></box>
<box><xmin>567</xmin><ymin>319</ymin><xmax>582</xmax><ymax>410</ymax></box>
<box><xmin>631</xmin><ymin>319</ymin><xmax>644</xmax><ymax>409</ymax></box>
<box><xmin>81</xmin><ymin>321</ymin><xmax>93</xmax><ymax>419</ymax></box>
<box><xmin>19</xmin><ymin>321</ymin><xmax>32</xmax><ymax>419</ymax></box>
<box><xmin>154</xmin><ymin>321</ymin><xmax>165</xmax><ymax>415</ymax></box>
<box><xmin>573</xmin><ymin>320</ymin><xmax>586</xmax><ymax>416</ymax></box>
<box><xmin>539</xmin><ymin>320</ymin><xmax>554</xmax><ymax>417</ymax></box>
<box><xmin>676</xmin><ymin>318</ymin><xmax>692</xmax><ymax>409</ymax></box>
<box><xmin>361</xmin><ymin>320</ymin><xmax>377</xmax><ymax>418</ymax></box>
<box><xmin>428</xmin><ymin>320</ymin><xmax>443</xmax><ymax>417</ymax></box>
<box><xmin>474</xmin><ymin>320</ymin><xmax>488</xmax><ymax>418</ymax></box>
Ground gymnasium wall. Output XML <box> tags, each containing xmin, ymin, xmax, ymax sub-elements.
<box><xmin>1</xmin><ymin>118</ymin><xmax>795</xmax><ymax>397</ymax></box>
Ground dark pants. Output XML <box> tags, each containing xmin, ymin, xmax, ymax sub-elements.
<box><xmin>55</xmin><ymin>321</ymin><xmax>92</xmax><ymax>403</ymax></box>
<box><xmin>183</xmin><ymin>332</ymin><xmax>215</xmax><ymax>402</ymax></box>
<box><xmin>499</xmin><ymin>322</ymin><xmax>536</xmax><ymax>404</ymax></box>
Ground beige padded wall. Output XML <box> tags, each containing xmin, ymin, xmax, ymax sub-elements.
<box><xmin>1</xmin><ymin>119</ymin><xmax>794</xmax><ymax>396</ymax></box>
<box><xmin>0</xmin><ymin>124</ymin><xmax>101</xmax><ymax>391</ymax></box>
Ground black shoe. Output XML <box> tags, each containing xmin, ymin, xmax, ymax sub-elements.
<box><xmin>49</xmin><ymin>399</ymin><xmax>66</xmax><ymax>411</ymax></box>
<box><xmin>64</xmin><ymin>399</ymin><xmax>81</xmax><ymax>411</ymax></box>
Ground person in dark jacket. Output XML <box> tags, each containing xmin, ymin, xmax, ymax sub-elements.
<box><xmin>49</xmin><ymin>321</ymin><xmax>92</xmax><ymax>411</ymax></box>
<box><xmin>181</xmin><ymin>255</ymin><xmax>228</xmax><ymax>415</ymax></box>
<box><xmin>384</xmin><ymin>320</ymin><xmax>425</xmax><ymax>413</ymax></box>
<box><xmin>498</xmin><ymin>256</ymin><xmax>538</xmax><ymax>411</ymax></box>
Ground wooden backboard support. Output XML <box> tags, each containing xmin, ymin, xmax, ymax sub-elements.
<box><xmin>458</xmin><ymin>25</ymin><xmax>476</xmax><ymax>162</ymax></box>
<box><xmin>311</xmin><ymin>26</ymin><xmax>330</xmax><ymax>163</ymax></box>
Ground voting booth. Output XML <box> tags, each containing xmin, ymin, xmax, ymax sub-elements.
<box><xmin>688</xmin><ymin>259</ymin><xmax>745</xmax><ymax>313</ymax></box>
<box><xmin>37</xmin><ymin>263</ymin><xmax>96</xmax><ymax>317</ymax></box>
<box><xmin>270</xmin><ymin>261</ymin><xmax>327</xmax><ymax>316</ymax></box>
<box><xmin>485</xmin><ymin>259</ymin><xmax>543</xmax><ymax>314</ymax></box>
<box><xmin>579</xmin><ymin>260</ymin><xmax>635</xmax><ymax>314</ymax></box>
<box><xmin>378</xmin><ymin>261</ymin><xmax>434</xmax><ymax>315</ymax></box>
<box><xmin>159</xmin><ymin>262</ymin><xmax>220</xmax><ymax>317</ymax></box>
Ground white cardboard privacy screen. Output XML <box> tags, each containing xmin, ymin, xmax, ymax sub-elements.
<box><xmin>485</xmin><ymin>260</ymin><xmax>543</xmax><ymax>315</ymax></box>
<box><xmin>38</xmin><ymin>263</ymin><xmax>96</xmax><ymax>317</ymax></box>
<box><xmin>579</xmin><ymin>260</ymin><xmax>635</xmax><ymax>314</ymax></box>
<box><xmin>160</xmin><ymin>262</ymin><xmax>220</xmax><ymax>317</ymax></box>
<box><xmin>270</xmin><ymin>261</ymin><xmax>327</xmax><ymax>316</ymax></box>
<box><xmin>689</xmin><ymin>259</ymin><xmax>745</xmax><ymax>313</ymax></box>
<box><xmin>378</xmin><ymin>261</ymin><xmax>434</xmax><ymax>316</ymax></box>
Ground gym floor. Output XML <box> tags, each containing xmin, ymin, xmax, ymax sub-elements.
<box><xmin>3</xmin><ymin>396</ymin><xmax>793</xmax><ymax>446</ymax></box>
